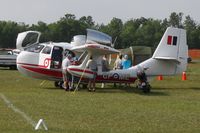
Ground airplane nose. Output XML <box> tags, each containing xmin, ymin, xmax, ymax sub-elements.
<box><xmin>17</xmin><ymin>51</ymin><xmax>29</xmax><ymax>72</ymax></box>
<box><xmin>16</xmin><ymin>52</ymin><xmax>23</xmax><ymax>70</ymax></box>
<box><xmin>16</xmin><ymin>51</ymin><xmax>39</xmax><ymax>71</ymax></box>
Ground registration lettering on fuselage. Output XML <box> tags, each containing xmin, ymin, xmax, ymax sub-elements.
<box><xmin>102</xmin><ymin>73</ymin><xmax>130</xmax><ymax>80</ymax></box>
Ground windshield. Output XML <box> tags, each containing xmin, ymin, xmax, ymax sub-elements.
<box><xmin>25</xmin><ymin>44</ymin><xmax>44</xmax><ymax>53</ymax></box>
<box><xmin>64</xmin><ymin>49</ymin><xmax>75</xmax><ymax>57</ymax></box>
<box><xmin>77</xmin><ymin>51</ymin><xmax>88</xmax><ymax>63</ymax></box>
<box><xmin>42</xmin><ymin>46</ymin><xmax>52</xmax><ymax>54</ymax></box>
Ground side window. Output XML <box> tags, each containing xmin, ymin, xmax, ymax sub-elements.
<box><xmin>64</xmin><ymin>49</ymin><xmax>75</xmax><ymax>57</ymax></box>
<box><xmin>77</xmin><ymin>51</ymin><xmax>88</xmax><ymax>63</ymax></box>
<box><xmin>42</xmin><ymin>46</ymin><xmax>52</xmax><ymax>54</ymax></box>
<box><xmin>25</xmin><ymin>44</ymin><xmax>44</xmax><ymax>53</ymax></box>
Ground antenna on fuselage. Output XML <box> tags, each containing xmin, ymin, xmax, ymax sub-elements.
<box><xmin>111</xmin><ymin>37</ymin><xmax>117</xmax><ymax>48</ymax></box>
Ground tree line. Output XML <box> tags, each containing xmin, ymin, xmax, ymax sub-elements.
<box><xmin>0</xmin><ymin>12</ymin><xmax>199</xmax><ymax>49</ymax></box>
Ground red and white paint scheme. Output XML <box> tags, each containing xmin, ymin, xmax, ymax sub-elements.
<box><xmin>16</xmin><ymin>27</ymin><xmax>188</xmax><ymax>89</ymax></box>
<box><xmin>16</xmin><ymin>31</ymin><xmax>85</xmax><ymax>81</ymax></box>
<box><xmin>67</xmin><ymin>27</ymin><xmax>188</xmax><ymax>84</ymax></box>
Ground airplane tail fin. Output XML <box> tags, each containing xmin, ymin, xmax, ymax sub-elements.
<box><xmin>138</xmin><ymin>27</ymin><xmax>188</xmax><ymax>76</ymax></box>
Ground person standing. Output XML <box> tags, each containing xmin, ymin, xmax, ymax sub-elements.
<box><xmin>114</xmin><ymin>54</ymin><xmax>123</xmax><ymax>70</ymax></box>
<box><xmin>122</xmin><ymin>54</ymin><xmax>131</xmax><ymax>87</ymax></box>
<box><xmin>122</xmin><ymin>54</ymin><xmax>131</xmax><ymax>69</ymax></box>
<box><xmin>86</xmin><ymin>56</ymin><xmax>97</xmax><ymax>92</ymax></box>
<box><xmin>113</xmin><ymin>54</ymin><xmax>123</xmax><ymax>87</ymax></box>
<box><xmin>101</xmin><ymin>55</ymin><xmax>110</xmax><ymax>88</ymax></box>
<box><xmin>62</xmin><ymin>54</ymin><xmax>72</xmax><ymax>91</ymax></box>
<box><xmin>102</xmin><ymin>55</ymin><xmax>110</xmax><ymax>72</ymax></box>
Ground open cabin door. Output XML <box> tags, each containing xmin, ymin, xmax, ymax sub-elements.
<box><xmin>16</xmin><ymin>31</ymin><xmax>41</xmax><ymax>51</ymax></box>
<box><xmin>50</xmin><ymin>46</ymin><xmax>63</xmax><ymax>69</ymax></box>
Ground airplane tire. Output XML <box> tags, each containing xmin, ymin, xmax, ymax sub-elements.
<box><xmin>143</xmin><ymin>85</ymin><xmax>151</xmax><ymax>93</ymax></box>
<box><xmin>82</xmin><ymin>84</ymin><xmax>88</xmax><ymax>89</ymax></box>
<box><xmin>54</xmin><ymin>81</ymin><xmax>60</xmax><ymax>87</ymax></box>
<box><xmin>54</xmin><ymin>81</ymin><xmax>64</xmax><ymax>89</ymax></box>
<box><xmin>59</xmin><ymin>81</ymin><xmax>64</xmax><ymax>89</ymax></box>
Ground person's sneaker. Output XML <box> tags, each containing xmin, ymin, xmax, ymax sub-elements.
<box><xmin>65</xmin><ymin>86</ymin><xmax>69</xmax><ymax>91</ymax></box>
<box><xmin>88</xmin><ymin>88</ymin><xmax>92</xmax><ymax>92</ymax></box>
<box><xmin>69</xmin><ymin>87</ymin><xmax>74</xmax><ymax>91</ymax></box>
<box><xmin>92</xmin><ymin>88</ymin><xmax>95</xmax><ymax>92</ymax></box>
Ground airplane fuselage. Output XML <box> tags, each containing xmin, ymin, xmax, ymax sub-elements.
<box><xmin>17</xmin><ymin>43</ymin><xmax>138</xmax><ymax>83</ymax></box>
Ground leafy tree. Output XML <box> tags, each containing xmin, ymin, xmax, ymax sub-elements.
<box><xmin>79</xmin><ymin>16</ymin><xmax>95</xmax><ymax>28</ymax></box>
<box><xmin>169</xmin><ymin>12</ymin><xmax>183</xmax><ymax>28</ymax></box>
<box><xmin>0</xmin><ymin>21</ymin><xmax>27</xmax><ymax>48</ymax></box>
<box><xmin>184</xmin><ymin>15</ymin><xmax>196</xmax><ymax>30</ymax></box>
<box><xmin>183</xmin><ymin>15</ymin><xmax>199</xmax><ymax>48</ymax></box>
<box><xmin>120</xmin><ymin>19</ymin><xmax>138</xmax><ymax>48</ymax></box>
<box><xmin>0</xmin><ymin>12</ymin><xmax>200</xmax><ymax>49</ymax></box>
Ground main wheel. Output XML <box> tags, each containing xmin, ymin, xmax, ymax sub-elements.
<box><xmin>143</xmin><ymin>84</ymin><xmax>151</xmax><ymax>93</ymax></box>
<box><xmin>54</xmin><ymin>81</ymin><xmax>60</xmax><ymax>87</ymax></box>
<box><xmin>54</xmin><ymin>81</ymin><xmax>64</xmax><ymax>89</ymax></box>
<box><xmin>59</xmin><ymin>81</ymin><xmax>64</xmax><ymax>89</ymax></box>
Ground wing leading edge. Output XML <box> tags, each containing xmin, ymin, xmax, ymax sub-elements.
<box><xmin>71</xmin><ymin>43</ymin><xmax>120</xmax><ymax>55</ymax></box>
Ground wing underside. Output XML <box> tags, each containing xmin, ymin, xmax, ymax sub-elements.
<box><xmin>71</xmin><ymin>43</ymin><xmax>120</xmax><ymax>55</ymax></box>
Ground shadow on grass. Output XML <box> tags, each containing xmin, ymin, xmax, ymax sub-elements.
<box><xmin>40</xmin><ymin>85</ymin><xmax>170</xmax><ymax>96</ymax></box>
<box><xmin>0</xmin><ymin>67</ymin><xmax>17</xmax><ymax>71</ymax></box>
<box><xmin>95</xmin><ymin>87</ymin><xmax>170</xmax><ymax>96</ymax></box>
<box><xmin>40</xmin><ymin>87</ymin><xmax>63</xmax><ymax>90</ymax></box>
<box><xmin>191</xmin><ymin>87</ymin><xmax>200</xmax><ymax>91</ymax></box>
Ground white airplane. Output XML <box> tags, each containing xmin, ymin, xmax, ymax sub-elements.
<box><xmin>16</xmin><ymin>27</ymin><xmax>188</xmax><ymax>93</ymax></box>
<box><xmin>67</xmin><ymin>27</ymin><xmax>188</xmax><ymax>92</ymax></box>
<box><xmin>16</xmin><ymin>29</ymin><xmax>114</xmax><ymax>87</ymax></box>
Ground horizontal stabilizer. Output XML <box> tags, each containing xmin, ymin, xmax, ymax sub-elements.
<box><xmin>153</xmin><ymin>57</ymin><xmax>180</xmax><ymax>63</ymax></box>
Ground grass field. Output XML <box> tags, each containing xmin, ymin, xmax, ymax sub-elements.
<box><xmin>0</xmin><ymin>62</ymin><xmax>200</xmax><ymax>133</ymax></box>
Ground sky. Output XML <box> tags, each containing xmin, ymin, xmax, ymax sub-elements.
<box><xmin>0</xmin><ymin>0</ymin><xmax>199</xmax><ymax>25</ymax></box>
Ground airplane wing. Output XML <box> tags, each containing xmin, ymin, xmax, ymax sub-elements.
<box><xmin>71</xmin><ymin>43</ymin><xmax>120</xmax><ymax>55</ymax></box>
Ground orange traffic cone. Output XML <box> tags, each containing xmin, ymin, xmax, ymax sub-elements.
<box><xmin>157</xmin><ymin>75</ymin><xmax>163</xmax><ymax>80</ymax></box>
<box><xmin>182</xmin><ymin>72</ymin><xmax>186</xmax><ymax>80</ymax></box>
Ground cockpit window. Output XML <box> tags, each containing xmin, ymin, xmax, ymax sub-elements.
<box><xmin>42</xmin><ymin>46</ymin><xmax>52</xmax><ymax>54</ymax></box>
<box><xmin>64</xmin><ymin>49</ymin><xmax>75</xmax><ymax>57</ymax></box>
<box><xmin>25</xmin><ymin>44</ymin><xmax>44</xmax><ymax>53</ymax></box>
<box><xmin>22</xmin><ymin>33</ymin><xmax>39</xmax><ymax>47</ymax></box>
<box><xmin>78</xmin><ymin>51</ymin><xmax>88</xmax><ymax>63</ymax></box>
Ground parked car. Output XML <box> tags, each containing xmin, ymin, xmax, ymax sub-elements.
<box><xmin>0</xmin><ymin>49</ymin><xmax>17</xmax><ymax>69</ymax></box>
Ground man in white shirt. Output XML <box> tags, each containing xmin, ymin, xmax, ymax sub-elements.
<box><xmin>86</xmin><ymin>56</ymin><xmax>97</xmax><ymax>91</ymax></box>
<box><xmin>62</xmin><ymin>54</ymin><xmax>72</xmax><ymax>90</ymax></box>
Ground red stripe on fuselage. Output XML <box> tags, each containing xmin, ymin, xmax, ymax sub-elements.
<box><xmin>21</xmin><ymin>65</ymin><xmax>62</xmax><ymax>78</ymax></box>
<box><xmin>17</xmin><ymin>62</ymin><xmax>47</xmax><ymax>68</ymax></box>
<box><xmin>19</xmin><ymin>63</ymin><xmax>137</xmax><ymax>83</ymax></box>
<box><xmin>68</xmin><ymin>68</ymin><xmax>96</xmax><ymax>74</ymax></box>
<box><xmin>68</xmin><ymin>68</ymin><xmax>137</xmax><ymax>83</ymax></box>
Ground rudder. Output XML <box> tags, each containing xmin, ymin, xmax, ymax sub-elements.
<box><xmin>152</xmin><ymin>27</ymin><xmax>188</xmax><ymax>74</ymax></box>
<box><xmin>137</xmin><ymin>27</ymin><xmax>188</xmax><ymax>76</ymax></box>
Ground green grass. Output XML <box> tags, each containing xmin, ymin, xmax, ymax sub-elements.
<box><xmin>0</xmin><ymin>62</ymin><xmax>200</xmax><ymax>133</ymax></box>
